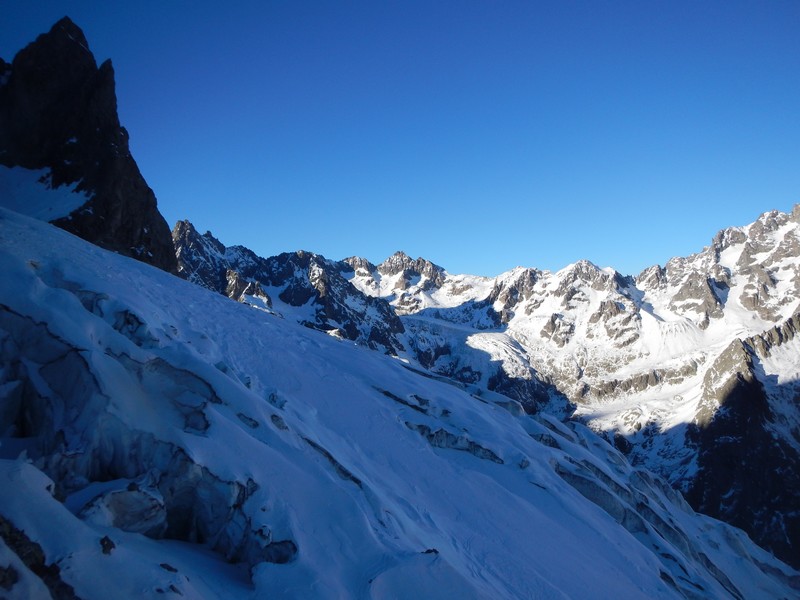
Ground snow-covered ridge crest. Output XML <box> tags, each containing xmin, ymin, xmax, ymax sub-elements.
<box><xmin>2</xmin><ymin>208</ymin><xmax>799</xmax><ymax>597</ymax></box>
<box><xmin>343</xmin><ymin>251</ymin><xmax>494</xmax><ymax>316</ymax></box>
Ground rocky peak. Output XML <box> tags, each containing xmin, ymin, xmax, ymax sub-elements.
<box><xmin>377</xmin><ymin>251</ymin><xmax>446</xmax><ymax>290</ymax></box>
<box><xmin>201</xmin><ymin>229</ymin><xmax>226</xmax><ymax>256</ymax></box>
<box><xmin>561</xmin><ymin>259</ymin><xmax>601</xmax><ymax>284</ymax></box>
<box><xmin>555</xmin><ymin>260</ymin><xmax>624</xmax><ymax>298</ymax></box>
<box><xmin>741</xmin><ymin>210</ymin><xmax>791</xmax><ymax>258</ymax></box>
<box><xmin>0</xmin><ymin>17</ymin><xmax>177</xmax><ymax>273</ymax></box>
<box><xmin>635</xmin><ymin>264</ymin><xmax>666</xmax><ymax>290</ymax></box>
<box><xmin>342</xmin><ymin>256</ymin><xmax>376</xmax><ymax>275</ymax></box>
<box><xmin>225</xmin><ymin>269</ymin><xmax>271</xmax><ymax>307</ymax></box>
<box><xmin>171</xmin><ymin>219</ymin><xmax>230</xmax><ymax>291</ymax></box>
<box><xmin>663</xmin><ymin>255</ymin><xmax>689</xmax><ymax>281</ymax></box>
<box><xmin>0</xmin><ymin>57</ymin><xmax>10</xmax><ymax>83</ymax></box>
<box><xmin>711</xmin><ymin>226</ymin><xmax>747</xmax><ymax>258</ymax></box>
<box><xmin>172</xmin><ymin>219</ymin><xmax>202</xmax><ymax>252</ymax></box>
<box><xmin>172</xmin><ymin>234</ymin><xmax>405</xmax><ymax>354</ymax></box>
<box><xmin>752</xmin><ymin>208</ymin><xmax>790</xmax><ymax>233</ymax></box>
<box><xmin>377</xmin><ymin>250</ymin><xmax>413</xmax><ymax>275</ymax></box>
<box><xmin>488</xmin><ymin>267</ymin><xmax>541</xmax><ymax>309</ymax></box>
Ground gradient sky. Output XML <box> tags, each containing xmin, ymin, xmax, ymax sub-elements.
<box><xmin>2</xmin><ymin>1</ymin><xmax>799</xmax><ymax>277</ymax></box>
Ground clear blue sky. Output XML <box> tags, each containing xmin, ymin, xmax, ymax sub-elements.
<box><xmin>3</xmin><ymin>1</ymin><xmax>799</xmax><ymax>277</ymax></box>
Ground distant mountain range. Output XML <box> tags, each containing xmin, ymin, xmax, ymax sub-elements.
<box><xmin>1</xmin><ymin>16</ymin><xmax>799</xmax><ymax>598</ymax></box>
<box><xmin>174</xmin><ymin>202</ymin><xmax>800</xmax><ymax>570</ymax></box>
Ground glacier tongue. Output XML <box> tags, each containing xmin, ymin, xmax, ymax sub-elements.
<box><xmin>1</xmin><ymin>208</ymin><xmax>799</xmax><ymax>598</ymax></box>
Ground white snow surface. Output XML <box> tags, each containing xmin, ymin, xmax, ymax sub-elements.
<box><xmin>347</xmin><ymin>266</ymin><xmax>494</xmax><ymax>312</ymax></box>
<box><xmin>0</xmin><ymin>165</ymin><xmax>89</xmax><ymax>221</ymax></box>
<box><xmin>0</xmin><ymin>208</ymin><xmax>798</xmax><ymax>599</ymax></box>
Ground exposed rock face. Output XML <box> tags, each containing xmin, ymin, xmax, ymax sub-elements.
<box><xmin>667</xmin><ymin>271</ymin><xmax>725</xmax><ymax>329</ymax></box>
<box><xmin>376</xmin><ymin>251</ymin><xmax>446</xmax><ymax>289</ymax></box>
<box><xmin>682</xmin><ymin>323</ymin><xmax>800</xmax><ymax>568</ymax></box>
<box><xmin>225</xmin><ymin>269</ymin><xmax>271</xmax><ymax>307</ymax></box>
<box><xmin>172</xmin><ymin>221</ymin><xmax>232</xmax><ymax>292</ymax></box>
<box><xmin>173</xmin><ymin>220</ymin><xmax>404</xmax><ymax>353</ymax></box>
<box><xmin>0</xmin><ymin>514</ymin><xmax>80</xmax><ymax>600</ymax></box>
<box><xmin>0</xmin><ymin>17</ymin><xmax>177</xmax><ymax>273</ymax></box>
<box><xmin>487</xmin><ymin>267</ymin><xmax>541</xmax><ymax>320</ymax></box>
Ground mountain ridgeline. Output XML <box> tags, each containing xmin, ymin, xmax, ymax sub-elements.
<box><xmin>174</xmin><ymin>206</ymin><xmax>800</xmax><ymax>569</ymax></box>
<box><xmin>3</xmin><ymin>207</ymin><xmax>799</xmax><ymax>598</ymax></box>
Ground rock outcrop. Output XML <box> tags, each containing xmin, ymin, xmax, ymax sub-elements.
<box><xmin>0</xmin><ymin>17</ymin><xmax>177</xmax><ymax>273</ymax></box>
<box><xmin>342</xmin><ymin>251</ymin><xmax>448</xmax><ymax>314</ymax></box>
<box><xmin>683</xmin><ymin>320</ymin><xmax>800</xmax><ymax>567</ymax></box>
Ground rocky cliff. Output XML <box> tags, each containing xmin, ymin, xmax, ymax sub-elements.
<box><xmin>0</xmin><ymin>17</ymin><xmax>177</xmax><ymax>273</ymax></box>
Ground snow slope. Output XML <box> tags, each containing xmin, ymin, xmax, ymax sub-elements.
<box><xmin>0</xmin><ymin>166</ymin><xmax>89</xmax><ymax>221</ymax></box>
<box><xmin>1</xmin><ymin>208</ymin><xmax>798</xmax><ymax>598</ymax></box>
<box><xmin>338</xmin><ymin>208</ymin><xmax>800</xmax><ymax>566</ymax></box>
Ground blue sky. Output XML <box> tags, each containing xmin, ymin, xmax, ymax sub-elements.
<box><xmin>3</xmin><ymin>1</ymin><xmax>799</xmax><ymax>276</ymax></box>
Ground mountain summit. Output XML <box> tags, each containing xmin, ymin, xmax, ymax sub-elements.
<box><xmin>0</xmin><ymin>17</ymin><xmax>177</xmax><ymax>273</ymax></box>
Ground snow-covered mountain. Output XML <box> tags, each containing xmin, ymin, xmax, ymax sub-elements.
<box><xmin>2</xmin><ymin>207</ymin><xmax>799</xmax><ymax>599</ymax></box>
<box><xmin>345</xmin><ymin>207</ymin><xmax>800</xmax><ymax>570</ymax></box>
<box><xmin>172</xmin><ymin>220</ymin><xmax>404</xmax><ymax>355</ymax></box>
<box><xmin>176</xmin><ymin>206</ymin><xmax>800</xmax><ymax>569</ymax></box>
<box><xmin>3</xmin><ymin>15</ymin><xmax>800</xmax><ymax>599</ymax></box>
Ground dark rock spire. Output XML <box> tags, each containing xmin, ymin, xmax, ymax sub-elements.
<box><xmin>0</xmin><ymin>17</ymin><xmax>178</xmax><ymax>274</ymax></box>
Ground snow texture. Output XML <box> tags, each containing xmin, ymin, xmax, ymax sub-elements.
<box><xmin>0</xmin><ymin>166</ymin><xmax>88</xmax><ymax>221</ymax></box>
<box><xmin>1</xmin><ymin>207</ymin><xmax>798</xmax><ymax>598</ymax></box>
